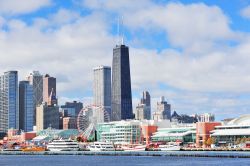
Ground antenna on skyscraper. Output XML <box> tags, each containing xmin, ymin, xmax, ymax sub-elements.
<box><xmin>117</xmin><ymin>15</ymin><xmax>124</xmax><ymax>45</ymax></box>
<box><xmin>117</xmin><ymin>17</ymin><xmax>120</xmax><ymax>45</ymax></box>
<box><xmin>121</xmin><ymin>15</ymin><xmax>124</xmax><ymax>45</ymax></box>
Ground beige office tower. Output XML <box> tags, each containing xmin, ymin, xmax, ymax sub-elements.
<box><xmin>43</xmin><ymin>74</ymin><xmax>57</xmax><ymax>106</ymax></box>
<box><xmin>27</xmin><ymin>71</ymin><xmax>43</xmax><ymax>125</ymax></box>
<box><xmin>153</xmin><ymin>96</ymin><xmax>171</xmax><ymax>120</ymax></box>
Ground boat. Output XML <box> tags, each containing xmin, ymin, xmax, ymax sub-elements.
<box><xmin>22</xmin><ymin>146</ymin><xmax>45</xmax><ymax>152</ymax></box>
<box><xmin>121</xmin><ymin>144</ymin><xmax>146</xmax><ymax>151</ymax></box>
<box><xmin>88</xmin><ymin>142</ymin><xmax>115</xmax><ymax>151</ymax></box>
<box><xmin>47</xmin><ymin>140</ymin><xmax>79</xmax><ymax>151</ymax></box>
<box><xmin>158</xmin><ymin>142</ymin><xmax>181</xmax><ymax>151</ymax></box>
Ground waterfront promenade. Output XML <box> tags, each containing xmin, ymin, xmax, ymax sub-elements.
<box><xmin>1</xmin><ymin>151</ymin><xmax>250</xmax><ymax>158</ymax></box>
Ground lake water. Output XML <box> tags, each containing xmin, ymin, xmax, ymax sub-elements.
<box><xmin>0</xmin><ymin>155</ymin><xmax>250</xmax><ymax>166</ymax></box>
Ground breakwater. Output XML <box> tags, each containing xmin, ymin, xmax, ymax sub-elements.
<box><xmin>1</xmin><ymin>151</ymin><xmax>250</xmax><ymax>158</ymax></box>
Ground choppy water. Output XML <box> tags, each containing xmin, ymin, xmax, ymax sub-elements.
<box><xmin>0</xmin><ymin>155</ymin><xmax>250</xmax><ymax>166</ymax></box>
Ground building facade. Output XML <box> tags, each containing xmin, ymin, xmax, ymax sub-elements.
<box><xmin>27</xmin><ymin>71</ymin><xmax>43</xmax><ymax>125</ymax></box>
<box><xmin>36</xmin><ymin>103</ymin><xmax>60</xmax><ymax>131</ymax></box>
<box><xmin>61</xmin><ymin>101</ymin><xmax>83</xmax><ymax>117</ymax></box>
<box><xmin>63</xmin><ymin>117</ymin><xmax>76</xmax><ymax>130</ymax></box>
<box><xmin>0</xmin><ymin>71</ymin><xmax>19</xmax><ymax>135</ymax></box>
<box><xmin>211</xmin><ymin>115</ymin><xmax>250</xmax><ymax>147</ymax></box>
<box><xmin>111</xmin><ymin>44</ymin><xmax>133</xmax><ymax>121</ymax></box>
<box><xmin>93</xmin><ymin>66</ymin><xmax>111</xmax><ymax>117</ymax></box>
<box><xmin>96</xmin><ymin>121</ymin><xmax>142</xmax><ymax>144</ymax></box>
<box><xmin>141</xmin><ymin>125</ymin><xmax>158</xmax><ymax>145</ymax></box>
<box><xmin>135</xmin><ymin>104</ymin><xmax>146</xmax><ymax>120</ymax></box>
<box><xmin>197</xmin><ymin>113</ymin><xmax>215</xmax><ymax>122</ymax></box>
<box><xmin>43</xmin><ymin>74</ymin><xmax>56</xmax><ymax>105</ymax></box>
<box><xmin>141</xmin><ymin>91</ymin><xmax>151</xmax><ymax>119</ymax></box>
<box><xmin>153</xmin><ymin>96</ymin><xmax>171</xmax><ymax>121</ymax></box>
<box><xmin>196</xmin><ymin>122</ymin><xmax>221</xmax><ymax>148</ymax></box>
<box><xmin>152</xmin><ymin>127</ymin><xmax>196</xmax><ymax>144</ymax></box>
<box><xmin>135</xmin><ymin>91</ymin><xmax>151</xmax><ymax>120</ymax></box>
<box><xmin>19</xmin><ymin>81</ymin><xmax>34</xmax><ymax>132</ymax></box>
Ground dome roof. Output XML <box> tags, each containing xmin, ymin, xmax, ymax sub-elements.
<box><xmin>228</xmin><ymin>114</ymin><xmax>250</xmax><ymax>125</ymax></box>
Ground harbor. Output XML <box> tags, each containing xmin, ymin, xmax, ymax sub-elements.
<box><xmin>1</xmin><ymin>150</ymin><xmax>250</xmax><ymax>158</ymax></box>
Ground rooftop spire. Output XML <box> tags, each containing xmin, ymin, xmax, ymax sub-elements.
<box><xmin>117</xmin><ymin>16</ymin><xmax>124</xmax><ymax>45</ymax></box>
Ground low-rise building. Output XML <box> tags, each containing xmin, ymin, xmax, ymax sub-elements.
<box><xmin>197</xmin><ymin>113</ymin><xmax>215</xmax><ymax>122</ymax></box>
<box><xmin>33</xmin><ymin>128</ymin><xmax>79</xmax><ymax>143</ymax></box>
<box><xmin>96</xmin><ymin>121</ymin><xmax>142</xmax><ymax>144</ymax></box>
<box><xmin>196</xmin><ymin>122</ymin><xmax>221</xmax><ymax>148</ymax></box>
<box><xmin>211</xmin><ymin>115</ymin><xmax>250</xmax><ymax>147</ymax></box>
<box><xmin>151</xmin><ymin>126</ymin><xmax>196</xmax><ymax>145</ymax></box>
<box><xmin>63</xmin><ymin>117</ymin><xmax>76</xmax><ymax>130</ymax></box>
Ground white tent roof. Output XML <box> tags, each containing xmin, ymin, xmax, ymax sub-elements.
<box><xmin>211</xmin><ymin>129</ymin><xmax>250</xmax><ymax>136</ymax></box>
<box><xmin>33</xmin><ymin>136</ymin><xmax>47</xmax><ymax>141</ymax></box>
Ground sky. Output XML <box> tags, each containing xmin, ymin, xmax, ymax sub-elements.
<box><xmin>0</xmin><ymin>0</ymin><xmax>250</xmax><ymax>120</ymax></box>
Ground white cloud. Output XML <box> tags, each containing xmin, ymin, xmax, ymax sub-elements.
<box><xmin>240</xmin><ymin>5</ymin><xmax>250</xmax><ymax>19</ymax></box>
<box><xmin>0</xmin><ymin>11</ymin><xmax>115</xmax><ymax>97</ymax></box>
<box><xmin>83</xmin><ymin>1</ymin><xmax>237</xmax><ymax>53</ymax></box>
<box><xmin>0</xmin><ymin>0</ymin><xmax>51</xmax><ymax>15</ymax></box>
<box><xmin>126</xmin><ymin>3</ymin><xmax>236</xmax><ymax>54</ymax></box>
<box><xmin>49</xmin><ymin>8</ymin><xmax>80</xmax><ymax>25</ymax></box>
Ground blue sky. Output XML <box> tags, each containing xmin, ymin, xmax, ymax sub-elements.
<box><xmin>1</xmin><ymin>0</ymin><xmax>250</xmax><ymax>120</ymax></box>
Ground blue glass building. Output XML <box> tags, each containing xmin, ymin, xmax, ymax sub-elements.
<box><xmin>19</xmin><ymin>81</ymin><xmax>34</xmax><ymax>132</ymax></box>
<box><xmin>0</xmin><ymin>71</ymin><xmax>19</xmax><ymax>134</ymax></box>
<box><xmin>111</xmin><ymin>45</ymin><xmax>133</xmax><ymax>121</ymax></box>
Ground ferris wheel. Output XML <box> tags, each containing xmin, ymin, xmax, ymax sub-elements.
<box><xmin>77</xmin><ymin>105</ymin><xmax>110</xmax><ymax>137</ymax></box>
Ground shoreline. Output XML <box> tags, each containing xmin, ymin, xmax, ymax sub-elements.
<box><xmin>1</xmin><ymin>151</ymin><xmax>250</xmax><ymax>158</ymax></box>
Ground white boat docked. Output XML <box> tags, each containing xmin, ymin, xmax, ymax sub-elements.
<box><xmin>158</xmin><ymin>142</ymin><xmax>181</xmax><ymax>151</ymax></box>
<box><xmin>121</xmin><ymin>144</ymin><xmax>146</xmax><ymax>151</ymax></box>
<box><xmin>88</xmin><ymin>142</ymin><xmax>115</xmax><ymax>151</ymax></box>
<box><xmin>47</xmin><ymin>140</ymin><xmax>79</xmax><ymax>151</ymax></box>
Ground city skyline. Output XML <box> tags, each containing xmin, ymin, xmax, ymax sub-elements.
<box><xmin>0</xmin><ymin>0</ymin><xmax>250</xmax><ymax>120</ymax></box>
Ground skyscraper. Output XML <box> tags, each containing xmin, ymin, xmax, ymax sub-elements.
<box><xmin>111</xmin><ymin>44</ymin><xmax>133</xmax><ymax>121</ymax></box>
<box><xmin>19</xmin><ymin>81</ymin><xmax>33</xmax><ymax>132</ymax></box>
<box><xmin>135</xmin><ymin>91</ymin><xmax>151</xmax><ymax>120</ymax></box>
<box><xmin>93</xmin><ymin>66</ymin><xmax>111</xmax><ymax>117</ymax></box>
<box><xmin>0</xmin><ymin>71</ymin><xmax>19</xmax><ymax>134</ymax></box>
<box><xmin>43</xmin><ymin>74</ymin><xmax>57</xmax><ymax>105</ymax></box>
<box><xmin>27</xmin><ymin>71</ymin><xmax>43</xmax><ymax>125</ymax></box>
<box><xmin>141</xmin><ymin>91</ymin><xmax>151</xmax><ymax>120</ymax></box>
<box><xmin>153</xmin><ymin>96</ymin><xmax>171</xmax><ymax>120</ymax></box>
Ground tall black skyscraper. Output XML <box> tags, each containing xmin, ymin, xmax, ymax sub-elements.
<box><xmin>111</xmin><ymin>44</ymin><xmax>133</xmax><ymax>121</ymax></box>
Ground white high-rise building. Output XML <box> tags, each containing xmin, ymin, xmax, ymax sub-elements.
<box><xmin>93</xmin><ymin>66</ymin><xmax>111</xmax><ymax>118</ymax></box>
<box><xmin>153</xmin><ymin>96</ymin><xmax>171</xmax><ymax>121</ymax></box>
<box><xmin>135</xmin><ymin>91</ymin><xmax>151</xmax><ymax>120</ymax></box>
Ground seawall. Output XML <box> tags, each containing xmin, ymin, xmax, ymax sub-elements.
<box><xmin>1</xmin><ymin>151</ymin><xmax>250</xmax><ymax>158</ymax></box>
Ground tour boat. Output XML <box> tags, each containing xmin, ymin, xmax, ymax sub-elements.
<box><xmin>88</xmin><ymin>142</ymin><xmax>115</xmax><ymax>151</ymax></box>
<box><xmin>47</xmin><ymin>140</ymin><xmax>79</xmax><ymax>151</ymax></box>
<box><xmin>158</xmin><ymin>142</ymin><xmax>181</xmax><ymax>151</ymax></box>
<box><xmin>121</xmin><ymin>144</ymin><xmax>146</xmax><ymax>151</ymax></box>
<box><xmin>22</xmin><ymin>146</ymin><xmax>45</xmax><ymax>152</ymax></box>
